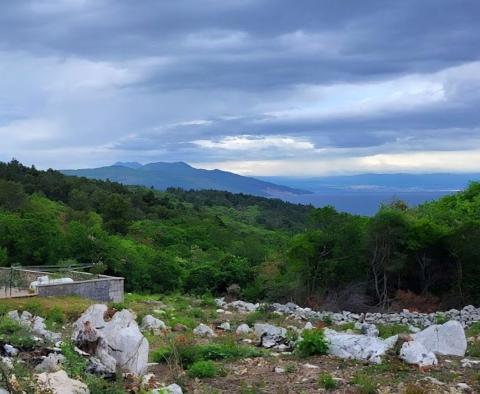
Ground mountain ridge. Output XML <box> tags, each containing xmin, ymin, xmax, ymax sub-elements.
<box><xmin>62</xmin><ymin>161</ymin><xmax>310</xmax><ymax>197</ymax></box>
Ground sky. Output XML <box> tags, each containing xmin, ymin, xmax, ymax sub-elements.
<box><xmin>1</xmin><ymin>0</ymin><xmax>480</xmax><ymax>176</ymax></box>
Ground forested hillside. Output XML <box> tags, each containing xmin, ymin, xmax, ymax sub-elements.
<box><xmin>1</xmin><ymin>160</ymin><xmax>480</xmax><ymax>311</ymax></box>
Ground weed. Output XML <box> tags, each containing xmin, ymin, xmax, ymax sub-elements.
<box><xmin>377</xmin><ymin>324</ymin><xmax>409</xmax><ymax>339</ymax></box>
<box><xmin>318</xmin><ymin>372</ymin><xmax>337</xmax><ymax>390</ymax></box>
<box><xmin>336</xmin><ymin>322</ymin><xmax>356</xmax><ymax>331</ymax></box>
<box><xmin>110</xmin><ymin>302</ymin><xmax>127</xmax><ymax>311</ymax></box>
<box><xmin>404</xmin><ymin>384</ymin><xmax>427</xmax><ymax>394</ymax></box>
<box><xmin>467</xmin><ymin>341</ymin><xmax>480</xmax><ymax>357</ymax></box>
<box><xmin>352</xmin><ymin>372</ymin><xmax>378</xmax><ymax>394</ymax></box>
<box><xmin>284</xmin><ymin>362</ymin><xmax>297</xmax><ymax>374</ymax></box>
<box><xmin>60</xmin><ymin>341</ymin><xmax>88</xmax><ymax>379</ymax></box>
<box><xmin>467</xmin><ymin>321</ymin><xmax>480</xmax><ymax>337</ymax></box>
<box><xmin>434</xmin><ymin>312</ymin><xmax>448</xmax><ymax>324</ymax></box>
<box><xmin>322</xmin><ymin>314</ymin><xmax>333</xmax><ymax>326</ymax></box>
<box><xmin>0</xmin><ymin>317</ymin><xmax>35</xmax><ymax>349</ymax></box>
<box><xmin>187</xmin><ymin>360</ymin><xmax>218</xmax><ymax>378</ymax></box>
<box><xmin>296</xmin><ymin>329</ymin><xmax>328</xmax><ymax>357</ymax></box>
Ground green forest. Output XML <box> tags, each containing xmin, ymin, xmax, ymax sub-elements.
<box><xmin>1</xmin><ymin>159</ymin><xmax>480</xmax><ymax>311</ymax></box>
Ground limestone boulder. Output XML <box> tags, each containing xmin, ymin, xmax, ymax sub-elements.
<box><xmin>72</xmin><ymin>304</ymin><xmax>149</xmax><ymax>376</ymax></box>
<box><xmin>193</xmin><ymin>323</ymin><xmax>216</xmax><ymax>337</ymax></box>
<box><xmin>141</xmin><ymin>315</ymin><xmax>167</xmax><ymax>335</ymax></box>
<box><xmin>399</xmin><ymin>341</ymin><xmax>438</xmax><ymax>367</ymax></box>
<box><xmin>36</xmin><ymin>370</ymin><xmax>89</xmax><ymax>394</ymax></box>
<box><xmin>324</xmin><ymin>328</ymin><xmax>397</xmax><ymax>364</ymax></box>
<box><xmin>413</xmin><ymin>320</ymin><xmax>467</xmax><ymax>356</ymax></box>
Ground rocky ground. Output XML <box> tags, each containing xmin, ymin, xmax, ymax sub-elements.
<box><xmin>1</xmin><ymin>294</ymin><xmax>480</xmax><ymax>393</ymax></box>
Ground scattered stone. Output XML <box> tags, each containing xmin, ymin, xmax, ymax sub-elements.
<box><xmin>36</xmin><ymin>370</ymin><xmax>89</xmax><ymax>394</ymax></box>
<box><xmin>236</xmin><ymin>323</ymin><xmax>252</xmax><ymax>334</ymax></box>
<box><xmin>303</xmin><ymin>322</ymin><xmax>314</xmax><ymax>330</ymax></box>
<box><xmin>72</xmin><ymin>304</ymin><xmax>149</xmax><ymax>375</ymax></box>
<box><xmin>193</xmin><ymin>323</ymin><xmax>216</xmax><ymax>337</ymax></box>
<box><xmin>302</xmin><ymin>363</ymin><xmax>320</xmax><ymax>369</ymax></box>
<box><xmin>360</xmin><ymin>323</ymin><xmax>379</xmax><ymax>337</ymax></box>
<box><xmin>3</xmin><ymin>344</ymin><xmax>18</xmax><ymax>357</ymax></box>
<box><xmin>141</xmin><ymin>315</ymin><xmax>167</xmax><ymax>335</ymax></box>
<box><xmin>254</xmin><ymin>323</ymin><xmax>288</xmax><ymax>349</ymax></box>
<box><xmin>226</xmin><ymin>300</ymin><xmax>258</xmax><ymax>313</ymax></box>
<box><xmin>413</xmin><ymin>320</ymin><xmax>467</xmax><ymax>356</ymax></box>
<box><xmin>7</xmin><ymin>310</ymin><xmax>61</xmax><ymax>342</ymax></box>
<box><xmin>216</xmin><ymin>309</ymin><xmax>225</xmax><ymax>313</ymax></box>
<box><xmin>461</xmin><ymin>358</ymin><xmax>480</xmax><ymax>368</ymax></box>
<box><xmin>408</xmin><ymin>325</ymin><xmax>421</xmax><ymax>333</ymax></box>
<box><xmin>456</xmin><ymin>383</ymin><xmax>472</xmax><ymax>392</ymax></box>
<box><xmin>152</xmin><ymin>383</ymin><xmax>183</xmax><ymax>394</ymax></box>
<box><xmin>218</xmin><ymin>322</ymin><xmax>231</xmax><ymax>331</ymax></box>
<box><xmin>35</xmin><ymin>353</ymin><xmax>65</xmax><ymax>373</ymax></box>
<box><xmin>0</xmin><ymin>357</ymin><xmax>13</xmax><ymax>371</ymax></box>
<box><xmin>399</xmin><ymin>341</ymin><xmax>438</xmax><ymax>367</ymax></box>
<box><xmin>274</xmin><ymin>366</ymin><xmax>285</xmax><ymax>374</ymax></box>
<box><xmin>324</xmin><ymin>328</ymin><xmax>397</xmax><ymax>364</ymax></box>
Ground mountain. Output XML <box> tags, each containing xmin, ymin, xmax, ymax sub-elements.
<box><xmin>62</xmin><ymin>162</ymin><xmax>310</xmax><ymax>197</ymax></box>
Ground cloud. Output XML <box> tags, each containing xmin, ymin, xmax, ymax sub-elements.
<box><xmin>0</xmin><ymin>0</ymin><xmax>479</xmax><ymax>174</ymax></box>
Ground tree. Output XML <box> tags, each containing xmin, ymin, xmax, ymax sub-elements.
<box><xmin>102</xmin><ymin>193</ymin><xmax>131</xmax><ymax>234</ymax></box>
<box><xmin>0</xmin><ymin>180</ymin><xmax>26</xmax><ymax>211</ymax></box>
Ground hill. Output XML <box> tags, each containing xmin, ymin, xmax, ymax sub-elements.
<box><xmin>62</xmin><ymin>161</ymin><xmax>310</xmax><ymax>197</ymax></box>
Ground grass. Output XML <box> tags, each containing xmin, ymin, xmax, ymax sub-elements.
<box><xmin>434</xmin><ymin>312</ymin><xmax>448</xmax><ymax>324</ymax></box>
<box><xmin>0</xmin><ymin>316</ymin><xmax>36</xmax><ymax>349</ymax></box>
<box><xmin>318</xmin><ymin>372</ymin><xmax>337</xmax><ymax>390</ymax></box>
<box><xmin>352</xmin><ymin>372</ymin><xmax>378</xmax><ymax>394</ymax></box>
<box><xmin>244</xmin><ymin>309</ymin><xmax>283</xmax><ymax>326</ymax></box>
<box><xmin>187</xmin><ymin>360</ymin><xmax>219</xmax><ymax>378</ymax></box>
<box><xmin>296</xmin><ymin>329</ymin><xmax>328</xmax><ymax>357</ymax></box>
<box><xmin>467</xmin><ymin>341</ymin><xmax>480</xmax><ymax>357</ymax></box>
<box><xmin>152</xmin><ymin>337</ymin><xmax>266</xmax><ymax>367</ymax></box>
<box><xmin>467</xmin><ymin>321</ymin><xmax>480</xmax><ymax>337</ymax></box>
<box><xmin>0</xmin><ymin>296</ymin><xmax>91</xmax><ymax>321</ymax></box>
<box><xmin>377</xmin><ymin>324</ymin><xmax>409</xmax><ymax>339</ymax></box>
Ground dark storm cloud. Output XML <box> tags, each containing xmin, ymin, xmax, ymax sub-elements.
<box><xmin>0</xmin><ymin>0</ymin><xmax>479</xmax><ymax>173</ymax></box>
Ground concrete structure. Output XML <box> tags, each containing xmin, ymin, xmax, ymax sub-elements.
<box><xmin>0</xmin><ymin>267</ymin><xmax>124</xmax><ymax>302</ymax></box>
<box><xmin>37</xmin><ymin>275</ymin><xmax>124</xmax><ymax>302</ymax></box>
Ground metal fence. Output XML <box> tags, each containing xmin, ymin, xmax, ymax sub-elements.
<box><xmin>0</xmin><ymin>265</ymin><xmax>98</xmax><ymax>298</ymax></box>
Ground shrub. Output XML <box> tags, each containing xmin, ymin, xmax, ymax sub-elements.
<box><xmin>392</xmin><ymin>290</ymin><xmax>439</xmax><ymax>313</ymax></box>
<box><xmin>434</xmin><ymin>312</ymin><xmax>448</xmax><ymax>324</ymax></box>
<box><xmin>187</xmin><ymin>360</ymin><xmax>218</xmax><ymax>378</ymax></box>
<box><xmin>322</xmin><ymin>314</ymin><xmax>333</xmax><ymax>326</ymax></box>
<box><xmin>296</xmin><ymin>329</ymin><xmax>328</xmax><ymax>357</ymax></box>
<box><xmin>318</xmin><ymin>372</ymin><xmax>337</xmax><ymax>390</ymax></box>
<box><xmin>60</xmin><ymin>341</ymin><xmax>88</xmax><ymax>379</ymax></box>
<box><xmin>467</xmin><ymin>341</ymin><xmax>480</xmax><ymax>357</ymax></box>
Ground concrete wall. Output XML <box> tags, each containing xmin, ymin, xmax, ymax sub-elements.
<box><xmin>37</xmin><ymin>277</ymin><xmax>124</xmax><ymax>302</ymax></box>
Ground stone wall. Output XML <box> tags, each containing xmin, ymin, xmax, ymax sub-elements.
<box><xmin>37</xmin><ymin>277</ymin><xmax>124</xmax><ymax>302</ymax></box>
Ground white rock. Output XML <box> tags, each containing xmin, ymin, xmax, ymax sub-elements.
<box><xmin>236</xmin><ymin>323</ymin><xmax>251</xmax><ymax>334</ymax></box>
<box><xmin>302</xmin><ymin>363</ymin><xmax>320</xmax><ymax>369</ymax></box>
<box><xmin>399</xmin><ymin>341</ymin><xmax>438</xmax><ymax>367</ymax></box>
<box><xmin>408</xmin><ymin>325</ymin><xmax>421</xmax><ymax>333</ymax></box>
<box><xmin>35</xmin><ymin>353</ymin><xmax>65</xmax><ymax>373</ymax></box>
<box><xmin>274</xmin><ymin>367</ymin><xmax>285</xmax><ymax>374</ymax></box>
<box><xmin>413</xmin><ymin>320</ymin><xmax>467</xmax><ymax>356</ymax></box>
<box><xmin>216</xmin><ymin>309</ymin><xmax>225</xmax><ymax>313</ymax></box>
<box><xmin>456</xmin><ymin>383</ymin><xmax>471</xmax><ymax>391</ymax></box>
<box><xmin>0</xmin><ymin>357</ymin><xmax>13</xmax><ymax>370</ymax></box>
<box><xmin>141</xmin><ymin>315</ymin><xmax>167</xmax><ymax>334</ymax></box>
<box><xmin>324</xmin><ymin>328</ymin><xmax>397</xmax><ymax>364</ymax></box>
<box><xmin>218</xmin><ymin>322</ymin><xmax>231</xmax><ymax>331</ymax></box>
<box><xmin>303</xmin><ymin>322</ymin><xmax>314</xmax><ymax>330</ymax></box>
<box><xmin>152</xmin><ymin>383</ymin><xmax>183</xmax><ymax>394</ymax></box>
<box><xmin>193</xmin><ymin>323</ymin><xmax>216</xmax><ymax>337</ymax></box>
<box><xmin>461</xmin><ymin>358</ymin><xmax>480</xmax><ymax>368</ymax></box>
<box><xmin>36</xmin><ymin>370</ymin><xmax>89</xmax><ymax>394</ymax></box>
<box><xmin>360</xmin><ymin>323</ymin><xmax>379</xmax><ymax>337</ymax></box>
<box><xmin>254</xmin><ymin>323</ymin><xmax>287</xmax><ymax>338</ymax></box>
<box><xmin>72</xmin><ymin>304</ymin><xmax>149</xmax><ymax>375</ymax></box>
<box><xmin>226</xmin><ymin>300</ymin><xmax>258</xmax><ymax>313</ymax></box>
<box><xmin>3</xmin><ymin>344</ymin><xmax>18</xmax><ymax>357</ymax></box>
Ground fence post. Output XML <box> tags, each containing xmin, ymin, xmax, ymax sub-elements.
<box><xmin>9</xmin><ymin>266</ymin><xmax>13</xmax><ymax>297</ymax></box>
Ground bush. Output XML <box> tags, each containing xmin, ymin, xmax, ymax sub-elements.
<box><xmin>467</xmin><ymin>341</ymin><xmax>480</xmax><ymax>357</ymax></box>
<box><xmin>187</xmin><ymin>360</ymin><xmax>218</xmax><ymax>378</ymax></box>
<box><xmin>318</xmin><ymin>372</ymin><xmax>337</xmax><ymax>390</ymax></box>
<box><xmin>46</xmin><ymin>307</ymin><xmax>65</xmax><ymax>325</ymax></box>
<box><xmin>296</xmin><ymin>329</ymin><xmax>328</xmax><ymax>357</ymax></box>
<box><xmin>434</xmin><ymin>312</ymin><xmax>448</xmax><ymax>324</ymax></box>
<box><xmin>467</xmin><ymin>321</ymin><xmax>480</xmax><ymax>337</ymax></box>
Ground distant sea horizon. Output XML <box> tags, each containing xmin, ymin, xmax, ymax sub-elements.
<box><xmin>277</xmin><ymin>190</ymin><xmax>454</xmax><ymax>216</ymax></box>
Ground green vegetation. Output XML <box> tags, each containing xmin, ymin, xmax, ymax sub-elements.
<box><xmin>352</xmin><ymin>372</ymin><xmax>378</xmax><ymax>394</ymax></box>
<box><xmin>318</xmin><ymin>372</ymin><xmax>337</xmax><ymax>390</ymax></box>
<box><xmin>152</xmin><ymin>339</ymin><xmax>265</xmax><ymax>366</ymax></box>
<box><xmin>296</xmin><ymin>329</ymin><xmax>328</xmax><ymax>357</ymax></box>
<box><xmin>377</xmin><ymin>324</ymin><xmax>410</xmax><ymax>339</ymax></box>
<box><xmin>187</xmin><ymin>360</ymin><xmax>220</xmax><ymax>378</ymax></box>
<box><xmin>2</xmin><ymin>159</ymin><xmax>480</xmax><ymax>310</ymax></box>
<box><xmin>0</xmin><ymin>316</ymin><xmax>35</xmax><ymax>349</ymax></box>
